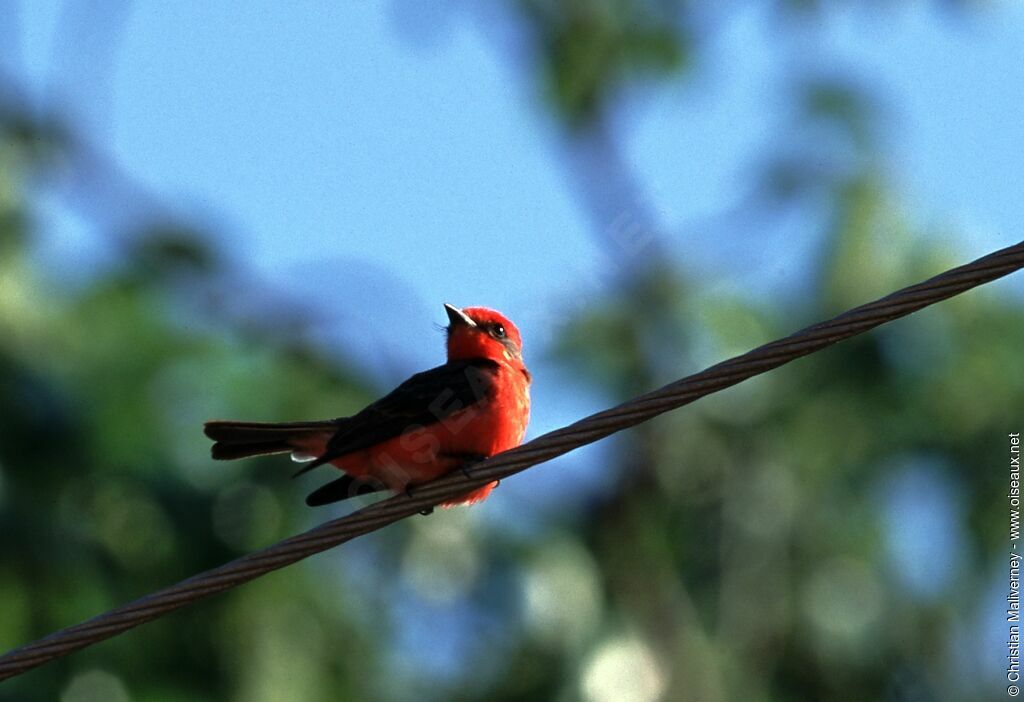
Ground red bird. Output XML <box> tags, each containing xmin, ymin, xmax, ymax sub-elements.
<box><xmin>204</xmin><ymin>304</ymin><xmax>531</xmax><ymax>508</ymax></box>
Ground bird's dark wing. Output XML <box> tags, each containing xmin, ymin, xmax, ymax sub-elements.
<box><xmin>296</xmin><ymin>358</ymin><xmax>499</xmax><ymax>475</ymax></box>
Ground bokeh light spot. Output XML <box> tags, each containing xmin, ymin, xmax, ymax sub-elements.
<box><xmin>581</xmin><ymin>635</ymin><xmax>665</xmax><ymax>702</ymax></box>
<box><xmin>402</xmin><ymin>513</ymin><xmax>480</xmax><ymax>603</ymax></box>
<box><xmin>523</xmin><ymin>537</ymin><xmax>601</xmax><ymax>649</ymax></box>
<box><xmin>803</xmin><ymin>556</ymin><xmax>884</xmax><ymax>654</ymax></box>
<box><xmin>60</xmin><ymin>670</ymin><xmax>131</xmax><ymax>702</ymax></box>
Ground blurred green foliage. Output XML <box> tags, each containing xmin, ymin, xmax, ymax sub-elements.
<box><xmin>1</xmin><ymin>1</ymin><xmax>1018</xmax><ymax>701</ymax></box>
<box><xmin>520</xmin><ymin>0</ymin><xmax>689</xmax><ymax>126</ymax></box>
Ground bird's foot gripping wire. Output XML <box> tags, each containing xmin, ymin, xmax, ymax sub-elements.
<box><xmin>403</xmin><ymin>483</ymin><xmax>434</xmax><ymax>516</ymax></box>
<box><xmin>404</xmin><ymin>453</ymin><xmax>500</xmax><ymax>515</ymax></box>
<box><xmin>462</xmin><ymin>461</ymin><xmax>499</xmax><ymax>488</ymax></box>
<box><xmin>438</xmin><ymin>452</ymin><xmax>492</xmax><ymax>481</ymax></box>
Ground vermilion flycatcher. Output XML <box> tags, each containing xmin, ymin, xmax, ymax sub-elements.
<box><xmin>204</xmin><ymin>304</ymin><xmax>530</xmax><ymax>507</ymax></box>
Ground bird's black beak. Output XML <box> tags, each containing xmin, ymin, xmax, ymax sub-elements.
<box><xmin>444</xmin><ymin>303</ymin><xmax>476</xmax><ymax>328</ymax></box>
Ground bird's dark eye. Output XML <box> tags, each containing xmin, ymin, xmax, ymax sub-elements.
<box><xmin>491</xmin><ymin>324</ymin><xmax>506</xmax><ymax>339</ymax></box>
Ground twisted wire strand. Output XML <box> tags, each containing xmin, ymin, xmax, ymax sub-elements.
<box><xmin>2</xmin><ymin>240</ymin><xmax>1022</xmax><ymax>681</ymax></box>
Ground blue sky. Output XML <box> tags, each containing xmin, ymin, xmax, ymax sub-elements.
<box><xmin>9</xmin><ymin>0</ymin><xmax>1023</xmax><ymax>445</ymax></box>
<box><xmin>11</xmin><ymin>2</ymin><xmax>1023</xmax><ymax>323</ymax></box>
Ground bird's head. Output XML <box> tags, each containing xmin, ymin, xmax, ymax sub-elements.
<box><xmin>444</xmin><ymin>304</ymin><xmax>525</xmax><ymax>366</ymax></box>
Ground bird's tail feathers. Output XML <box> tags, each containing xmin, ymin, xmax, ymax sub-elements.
<box><xmin>204</xmin><ymin>420</ymin><xmax>337</xmax><ymax>461</ymax></box>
